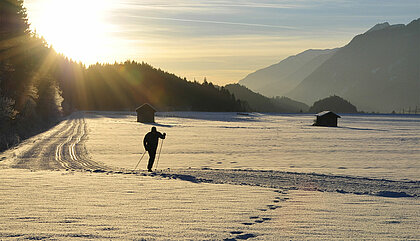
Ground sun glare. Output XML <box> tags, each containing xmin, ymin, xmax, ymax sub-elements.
<box><xmin>28</xmin><ymin>0</ymin><xmax>114</xmax><ymax>64</ymax></box>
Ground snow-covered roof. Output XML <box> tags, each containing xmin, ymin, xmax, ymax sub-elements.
<box><xmin>315</xmin><ymin>111</ymin><xmax>341</xmax><ymax>118</ymax></box>
<box><xmin>136</xmin><ymin>103</ymin><xmax>157</xmax><ymax>113</ymax></box>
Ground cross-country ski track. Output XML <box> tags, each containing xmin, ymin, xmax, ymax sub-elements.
<box><xmin>12</xmin><ymin>113</ymin><xmax>105</xmax><ymax>171</ymax></box>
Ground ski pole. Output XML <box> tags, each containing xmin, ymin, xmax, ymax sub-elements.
<box><xmin>155</xmin><ymin>139</ymin><xmax>164</xmax><ymax>171</ymax></box>
<box><xmin>133</xmin><ymin>151</ymin><xmax>146</xmax><ymax>171</ymax></box>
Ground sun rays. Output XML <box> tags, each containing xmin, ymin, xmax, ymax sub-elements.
<box><xmin>26</xmin><ymin>0</ymin><xmax>114</xmax><ymax>64</ymax></box>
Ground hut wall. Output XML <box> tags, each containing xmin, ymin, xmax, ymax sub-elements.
<box><xmin>137</xmin><ymin>110</ymin><xmax>155</xmax><ymax>123</ymax></box>
<box><xmin>315</xmin><ymin>116</ymin><xmax>337</xmax><ymax>127</ymax></box>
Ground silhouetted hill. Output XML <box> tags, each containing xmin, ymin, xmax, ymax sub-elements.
<box><xmin>225</xmin><ymin>84</ymin><xmax>308</xmax><ymax>113</ymax></box>
<box><xmin>288</xmin><ymin>19</ymin><xmax>420</xmax><ymax>112</ymax></box>
<box><xmin>67</xmin><ymin>62</ymin><xmax>246</xmax><ymax>112</ymax></box>
<box><xmin>308</xmin><ymin>95</ymin><xmax>358</xmax><ymax>113</ymax></box>
<box><xmin>238</xmin><ymin>49</ymin><xmax>337</xmax><ymax>97</ymax></box>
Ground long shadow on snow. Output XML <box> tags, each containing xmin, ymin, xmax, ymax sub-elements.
<box><xmin>337</xmin><ymin>126</ymin><xmax>388</xmax><ymax>131</ymax></box>
<box><xmin>150</xmin><ymin>168</ymin><xmax>419</xmax><ymax>199</ymax></box>
<box><xmin>143</xmin><ymin>122</ymin><xmax>173</xmax><ymax>128</ymax></box>
<box><xmin>157</xmin><ymin>172</ymin><xmax>203</xmax><ymax>183</ymax></box>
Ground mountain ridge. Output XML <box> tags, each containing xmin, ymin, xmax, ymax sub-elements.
<box><xmin>238</xmin><ymin>48</ymin><xmax>337</xmax><ymax>97</ymax></box>
<box><xmin>287</xmin><ymin>18</ymin><xmax>420</xmax><ymax>112</ymax></box>
<box><xmin>239</xmin><ymin>18</ymin><xmax>420</xmax><ymax>113</ymax></box>
<box><xmin>225</xmin><ymin>84</ymin><xmax>309</xmax><ymax>113</ymax></box>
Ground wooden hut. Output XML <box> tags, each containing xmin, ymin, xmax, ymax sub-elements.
<box><xmin>313</xmin><ymin>111</ymin><xmax>341</xmax><ymax>127</ymax></box>
<box><xmin>136</xmin><ymin>103</ymin><xmax>157</xmax><ymax>123</ymax></box>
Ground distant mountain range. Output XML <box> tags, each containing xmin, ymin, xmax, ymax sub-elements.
<box><xmin>239</xmin><ymin>19</ymin><xmax>420</xmax><ymax>112</ymax></box>
<box><xmin>239</xmin><ymin>49</ymin><xmax>337</xmax><ymax>97</ymax></box>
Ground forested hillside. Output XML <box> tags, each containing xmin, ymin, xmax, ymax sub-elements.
<box><xmin>308</xmin><ymin>95</ymin><xmax>358</xmax><ymax>113</ymax></box>
<box><xmin>0</xmin><ymin>1</ymin><xmax>245</xmax><ymax>151</ymax></box>
<box><xmin>63</xmin><ymin>62</ymin><xmax>245</xmax><ymax>112</ymax></box>
<box><xmin>225</xmin><ymin>84</ymin><xmax>308</xmax><ymax>113</ymax></box>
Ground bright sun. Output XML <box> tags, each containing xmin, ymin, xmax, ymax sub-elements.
<box><xmin>27</xmin><ymin>0</ymin><xmax>114</xmax><ymax>64</ymax></box>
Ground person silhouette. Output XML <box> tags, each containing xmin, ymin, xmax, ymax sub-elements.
<box><xmin>143</xmin><ymin>127</ymin><xmax>166</xmax><ymax>172</ymax></box>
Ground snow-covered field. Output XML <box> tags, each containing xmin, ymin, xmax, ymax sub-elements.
<box><xmin>0</xmin><ymin>169</ymin><xmax>281</xmax><ymax>240</ymax></box>
<box><xmin>88</xmin><ymin>112</ymin><xmax>420</xmax><ymax>181</ymax></box>
<box><xmin>1</xmin><ymin>169</ymin><xmax>418</xmax><ymax>240</ymax></box>
<box><xmin>0</xmin><ymin>111</ymin><xmax>419</xmax><ymax>240</ymax></box>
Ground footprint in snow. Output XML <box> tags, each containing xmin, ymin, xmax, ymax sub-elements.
<box><xmin>267</xmin><ymin>204</ymin><xmax>280</xmax><ymax>210</ymax></box>
<box><xmin>241</xmin><ymin>222</ymin><xmax>254</xmax><ymax>226</ymax></box>
<box><xmin>101</xmin><ymin>227</ymin><xmax>119</xmax><ymax>231</ymax></box>
<box><xmin>224</xmin><ymin>233</ymin><xmax>257</xmax><ymax>241</ymax></box>
<box><xmin>384</xmin><ymin>220</ymin><xmax>401</xmax><ymax>224</ymax></box>
<box><xmin>235</xmin><ymin>233</ymin><xmax>257</xmax><ymax>240</ymax></box>
<box><xmin>254</xmin><ymin>217</ymin><xmax>271</xmax><ymax>223</ymax></box>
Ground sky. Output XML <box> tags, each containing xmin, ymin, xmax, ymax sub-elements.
<box><xmin>24</xmin><ymin>0</ymin><xmax>420</xmax><ymax>85</ymax></box>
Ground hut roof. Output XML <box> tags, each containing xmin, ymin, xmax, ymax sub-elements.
<box><xmin>136</xmin><ymin>103</ymin><xmax>157</xmax><ymax>113</ymax></box>
<box><xmin>315</xmin><ymin>111</ymin><xmax>341</xmax><ymax>118</ymax></box>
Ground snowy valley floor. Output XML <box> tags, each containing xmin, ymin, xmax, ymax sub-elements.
<box><xmin>0</xmin><ymin>111</ymin><xmax>419</xmax><ymax>240</ymax></box>
<box><xmin>0</xmin><ymin>169</ymin><xmax>419</xmax><ymax>240</ymax></box>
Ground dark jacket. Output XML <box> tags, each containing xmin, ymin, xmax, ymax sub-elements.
<box><xmin>143</xmin><ymin>130</ymin><xmax>165</xmax><ymax>152</ymax></box>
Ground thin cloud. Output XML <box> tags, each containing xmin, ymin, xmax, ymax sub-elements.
<box><xmin>115</xmin><ymin>3</ymin><xmax>303</xmax><ymax>10</ymax></box>
<box><xmin>112</xmin><ymin>0</ymin><xmax>307</xmax><ymax>10</ymax></box>
<box><xmin>130</xmin><ymin>15</ymin><xmax>299</xmax><ymax>30</ymax></box>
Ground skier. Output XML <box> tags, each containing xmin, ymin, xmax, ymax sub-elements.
<box><xmin>143</xmin><ymin>127</ymin><xmax>166</xmax><ymax>172</ymax></box>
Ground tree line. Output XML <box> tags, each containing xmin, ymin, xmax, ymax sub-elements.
<box><xmin>0</xmin><ymin>1</ymin><xmax>246</xmax><ymax>151</ymax></box>
<box><xmin>63</xmin><ymin>62</ymin><xmax>245</xmax><ymax>112</ymax></box>
<box><xmin>1</xmin><ymin>0</ymin><xmax>64</xmax><ymax>150</ymax></box>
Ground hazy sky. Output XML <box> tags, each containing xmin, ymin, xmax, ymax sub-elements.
<box><xmin>24</xmin><ymin>0</ymin><xmax>420</xmax><ymax>85</ymax></box>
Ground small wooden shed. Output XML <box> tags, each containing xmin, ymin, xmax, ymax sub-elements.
<box><xmin>313</xmin><ymin>111</ymin><xmax>341</xmax><ymax>127</ymax></box>
<box><xmin>136</xmin><ymin>103</ymin><xmax>157</xmax><ymax>123</ymax></box>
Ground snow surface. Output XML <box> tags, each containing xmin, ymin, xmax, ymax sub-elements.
<box><xmin>0</xmin><ymin>169</ymin><xmax>418</xmax><ymax>240</ymax></box>
<box><xmin>0</xmin><ymin>169</ymin><xmax>279</xmax><ymax>240</ymax></box>
<box><xmin>87</xmin><ymin>112</ymin><xmax>420</xmax><ymax>181</ymax></box>
<box><xmin>1</xmin><ymin>111</ymin><xmax>419</xmax><ymax>240</ymax></box>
